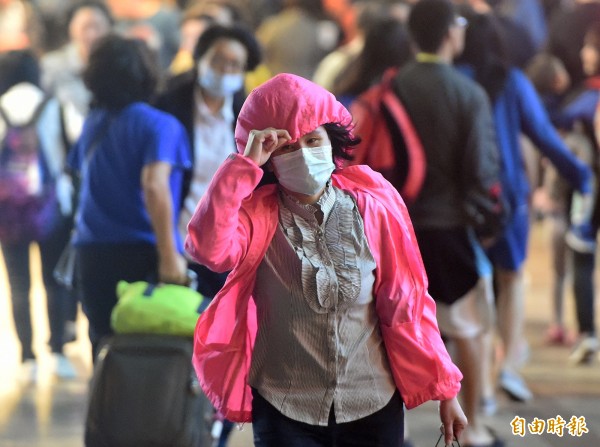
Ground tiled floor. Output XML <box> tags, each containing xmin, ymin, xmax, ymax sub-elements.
<box><xmin>1</xmin><ymin>219</ymin><xmax>599</xmax><ymax>447</ymax></box>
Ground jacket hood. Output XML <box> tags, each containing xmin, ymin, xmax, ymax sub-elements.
<box><xmin>234</xmin><ymin>73</ymin><xmax>352</xmax><ymax>153</ymax></box>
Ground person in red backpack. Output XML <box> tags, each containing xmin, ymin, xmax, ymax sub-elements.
<box><xmin>332</xmin><ymin>15</ymin><xmax>412</xmax><ymax>109</ymax></box>
<box><xmin>336</xmin><ymin>15</ymin><xmax>429</xmax><ymax>206</ymax></box>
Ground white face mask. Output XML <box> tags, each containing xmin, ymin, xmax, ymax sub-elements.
<box><xmin>198</xmin><ymin>65</ymin><xmax>244</xmax><ymax>97</ymax></box>
<box><xmin>271</xmin><ymin>145</ymin><xmax>335</xmax><ymax>196</ymax></box>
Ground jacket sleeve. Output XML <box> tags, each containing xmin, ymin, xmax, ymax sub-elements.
<box><xmin>515</xmin><ymin>70</ymin><xmax>592</xmax><ymax>193</ymax></box>
<box><xmin>459</xmin><ymin>85</ymin><xmax>506</xmax><ymax>237</ymax></box>
<box><xmin>552</xmin><ymin>90</ymin><xmax>598</xmax><ymax>131</ymax></box>
<box><xmin>349</xmin><ymin>168</ymin><xmax>462</xmax><ymax>408</ymax></box>
<box><xmin>185</xmin><ymin>154</ymin><xmax>263</xmax><ymax>272</ymax></box>
<box><xmin>461</xmin><ymin>84</ymin><xmax>501</xmax><ymax>193</ymax></box>
<box><xmin>374</xmin><ymin>196</ymin><xmax>462</xmax><ymax>408</ymax></box>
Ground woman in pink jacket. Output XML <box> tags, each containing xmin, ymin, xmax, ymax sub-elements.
<box><xmin>186</xmin><ymin>73</ymin><xmax>466</xmax><ymax>447</ymax></box>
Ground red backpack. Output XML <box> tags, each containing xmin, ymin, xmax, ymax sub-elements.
<box><xmin>350</xmin><ymin>68</ymin><xmax>426</xmax><ymax>205</ymax></box>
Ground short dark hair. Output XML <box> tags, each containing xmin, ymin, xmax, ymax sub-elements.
<box><xmin>193</xmin><ymin>24</ymin><xmax>261</xmax><ymax>71</ymax></box>
<box><xmin>83</xmin><ymin>34</ymin><xmax>158</xmax><ymax>110</ymax></box>
<box><xmin>408</xmin><ymin>0</ymin><xmax>456</xmax><ymax>53</ymax></box>
<box><xmin>65</xmin><ymin>1</ymin><xmax>113</xmax><ymax>28</ymax></box>
<box><xmin>0</xmin><ymin>50</ymin><xmax>40</xmax><ymax>96</ymax></box>
<box><xmin>323</xmin><ymin>122</ymin><xmax>359</xmax><ymax>162</ymax></box>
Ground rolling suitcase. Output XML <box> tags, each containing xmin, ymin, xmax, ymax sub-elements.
<box><xmin>84</xmin><ymin>334</ymin><xmax>213</xmax><ymax>447</ymax></box>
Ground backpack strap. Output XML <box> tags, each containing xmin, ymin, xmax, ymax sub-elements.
<box><xmin>350</xmin><ymin>67</ymin><xmax>427</xmax><ymax>204</ymax></box>
<box><xmin>0</xmin><ymin>102</ymin><xmax>11</xmax><ymax>128</ymax></box>
<box><xmin>27</xmin><ymin>95</ymin><xmax>52</xmax><ymax>127</ymax></box>
<box><xmin>83</xmin><ymin>114</ymin><xmax>115</xmax><ymax>170</ymax></box>
<box><xmin>0</xmin><ymin>94</ymin><xmax>52</xmax><ymax>129</ymax></box>
<box><xmin>381</xmin><ymin>81</ymin><xmax>426</xmax><ymax>202</ymax></box>
<box><xmin>58</xmin><ymin>103</ymin><xmax>71</xmax><ymax>153</ymax></box>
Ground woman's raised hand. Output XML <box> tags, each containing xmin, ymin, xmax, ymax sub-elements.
<box><xmin>243</xmin><ymin>128</ymin><xmax>291</xmax><ymax>167</ymax></box>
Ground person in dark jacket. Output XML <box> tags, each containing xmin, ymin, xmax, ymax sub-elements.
<box><xmin>393</xmin><ymin>2</ymin><xmax>503</xmax><ymax>446</ymax></box>
<box><xmin>155</xmin><ymin>24</ymin><xmax>261</xmax><ymax>300</ymax></box>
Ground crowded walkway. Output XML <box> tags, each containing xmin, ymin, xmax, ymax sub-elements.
<box><xmin>1</xmin><ymin>219</ymin><xmax>599</xmax><ymax>446</ymax></box>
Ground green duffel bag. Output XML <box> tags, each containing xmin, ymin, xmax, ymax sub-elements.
<box><xmin>111</xmin><ymin>281</ymin><xmax>207</xmax><ymax>337</ymax></box>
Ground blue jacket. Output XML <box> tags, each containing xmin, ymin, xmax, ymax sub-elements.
<box><xmin>552</xmin><ymin>78</ymin><xmax>600</xmax><ymax>132</ymax></box>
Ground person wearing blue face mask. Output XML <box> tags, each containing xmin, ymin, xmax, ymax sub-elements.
<box><xmin>156</xmin><ymin>24</ymin><xmax>261</xmax><ymax>301</ymax></box>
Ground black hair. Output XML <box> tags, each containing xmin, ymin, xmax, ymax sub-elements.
<box><xmin>455</xmin><ymin>12</ymin><xmax>509</xmax><ymax>102</ymax></box>
<box><xmin>407</xmin><ymin>0</ymin><xmax>456</xmax><ymax>53</ymax></box>
<box><xmin>323</xmin><ymin>122</ymin><xmax>360</xmax><ymax>162</ymax></box>
<box><xmin>83</xmin><ymin>34</ymin><xmax>159</xmax><ymax>111</ymax></box>
<box><xmin>65</xmin><ymin>1</ymin><xmax>114</xmax><ymax>28</ymax></box>
<box><xmin>0</xmin><ymin>50</ymin><xmax>40</xmax><ymax>96</ymax></box>
<box><xmin>333</xmin><ymin>17</ymin><xmax>411</xmax><ymax>97</ymax></box>
<box><xmin>192</xmin><ymin>24</ymin><xmax>261</xmax><ymax>71</ymax></box>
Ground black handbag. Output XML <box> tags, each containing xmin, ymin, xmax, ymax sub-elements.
<box><xmin>435</xmin><ymin>433</ymin><xmax>461</xmax><ymax>446</ymax></box>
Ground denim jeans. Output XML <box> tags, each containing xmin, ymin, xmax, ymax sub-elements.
<box><xmin>1</xmin><ymin>216</ymin><xmax>72</xmax><ymax>361</ymax></box>
<box><xmin>251</xmin><ymin>388</ymin><xmax>404</xmax><ymax>447</ymax></box>
<box><xmin>187</xmin><ymin>261</ymin><xmax>229</xmax><ymax>299</ymax></box>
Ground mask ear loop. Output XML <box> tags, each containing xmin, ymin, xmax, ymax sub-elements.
<box><xmin>435</xmin><ymin>432</ymin><xmax>461</xmax><ymax>447</ymax></box>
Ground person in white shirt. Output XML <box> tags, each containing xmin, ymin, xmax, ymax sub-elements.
<box><xmin>156</xmin><ymin>24</ymin><xmax>261</xmax><ymax>299</ymax></box>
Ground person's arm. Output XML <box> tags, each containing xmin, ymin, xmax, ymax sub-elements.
<box><xmin>185</xmin><ymin>128</ymin><xmax>291</xmax><ymax>271</ymax></box>
<box><xmin>517</xmin><ymin>70</ymin><xmax>592</xmax><ymax>193</ymax></box>
<box><xmin>460</xmin><ymin>86</ymin><xmax>506</xmax><ymax>241</ymax></box>
<box><xmin>142</xmin><ymin>161</ymin><xmax>187</xmax><ymax>285</ymax></box>
<box><xmin>439</xmin><ymin>397</ymin><xmax>468</xmax><ymax>445</ymax></box>
<box><xmin>462</xmin><ymin>86</ymin><xmax>500</xmax><ymax>198</ymax></box>
<box><xmin>553</xmin><ymin>90</ymin><xmax>598</xmax><ymax>131</ymax></box>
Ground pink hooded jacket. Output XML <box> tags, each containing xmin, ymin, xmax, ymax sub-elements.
<box><xmin>185</xmin><ymin>74</ymin><xmax>462</xmax><ymax>422</ymax></box>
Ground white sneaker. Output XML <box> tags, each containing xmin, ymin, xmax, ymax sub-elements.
<box><xmin>499</xmin><ymin>369</ymin><xmax>533</xmax><ymax>402</ymax></box>
<box><xmin>53</xmin><ymin>354</ymin><xmax>77</xmax><ymax>379</ymax></box>
<box><xmin>568</xmin><ymin>336</ymin><xmax>599</xmax><ymax>365</ymax></box>
<box><xmin>19</xmin><ymin>359</ymin><xmax>38</xmax><ymax>385</ymax></box>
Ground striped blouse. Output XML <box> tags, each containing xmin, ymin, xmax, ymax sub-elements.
<box><xmin>248</xmin><ymin>182</ymin><xmax>397</xmax><ymax>426</ymax></box>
